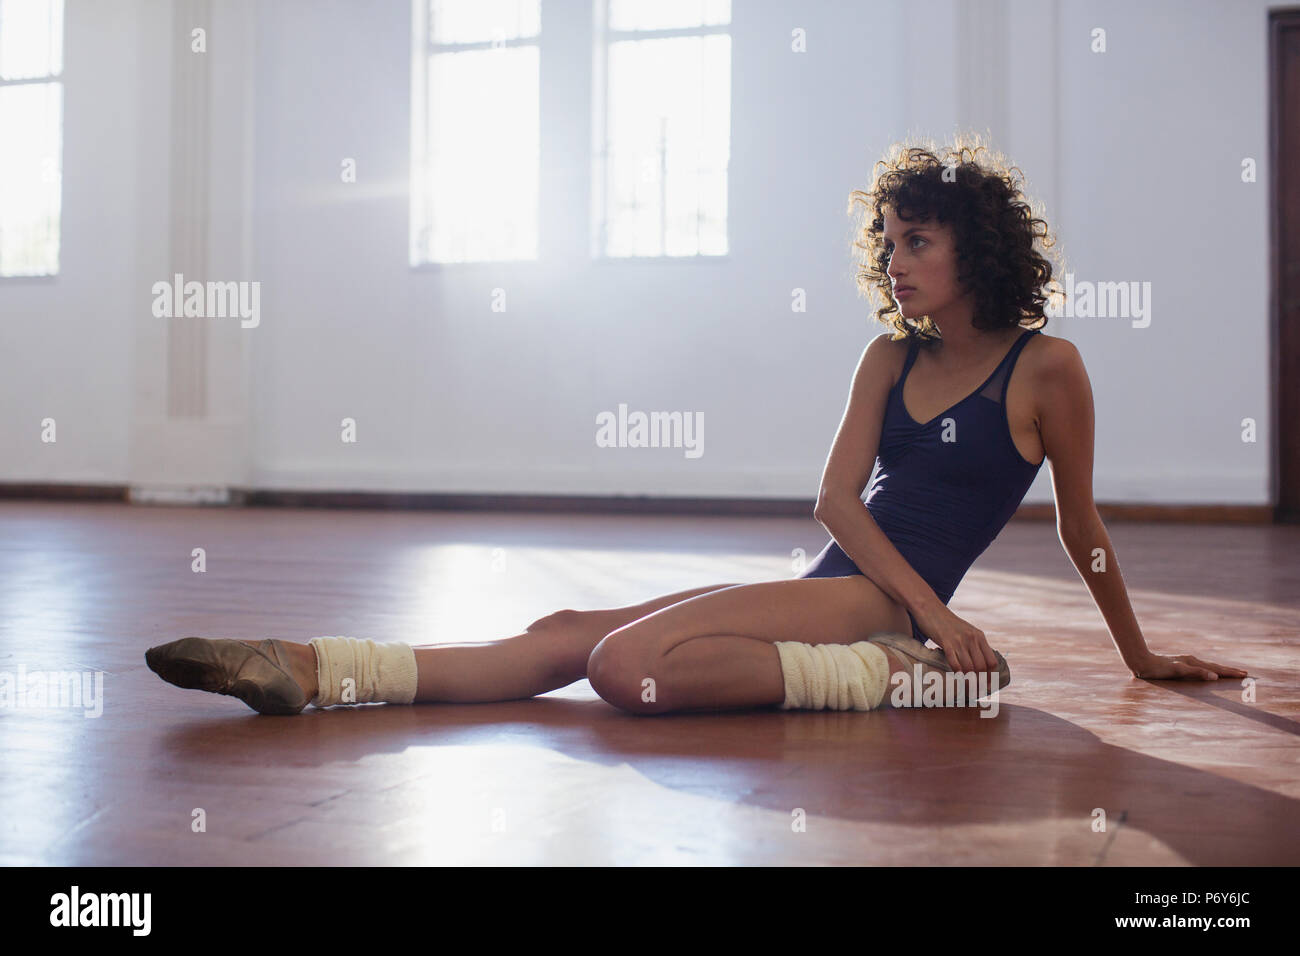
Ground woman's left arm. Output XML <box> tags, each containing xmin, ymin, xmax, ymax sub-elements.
<box><xmin>1037</xmin><ymin>340</ymin><xmax>1248</xmax><ymax>681</ymax></box>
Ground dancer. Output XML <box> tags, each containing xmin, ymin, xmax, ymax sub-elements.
<box><xmin>146</xmin><ymin>135</ymin><xmax>1247</xmax><ymax>717</ymax></box>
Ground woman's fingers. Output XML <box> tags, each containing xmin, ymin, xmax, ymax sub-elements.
<box><xmin>940</xmin><ymin>641</ymin><xmax>969</xmax><ymax>673</ymax></box>
<box><xmin>974</xmin><ymin>633</ymin><xmax>1000</xmax><ymax>673</ymax></box>
<box><xmin>1173</xmin><ymin>657</ymin><xmax>1220</xmax><ymax>680</ymax></box>
<box><xmin>959</xmin><ymin>629</ymin><xmax>998</xmax><ymax>674</ymax></box>
<box><xmin>1190</xmin><ymin>656</ymin><xmax>1248</xmax><ymax>678</ymax></box>
<box><xmin>937</xmin><ymin>632</ymin><xmax>999</xmax><ymax>675</ymax></box>
<box><xmin>933</xmin><ymin>617</ymin><xmax>1003</xmax><ymax>676</ymax></box>
<box><xmin>1138</xmin><ymin>654</ymin><xmax>1250</xmax><ymax>681</ymax></box>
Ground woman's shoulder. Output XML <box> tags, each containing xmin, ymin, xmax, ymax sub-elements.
<box><xmin>1020</xmin><ymin>329</ymin><xmax>1082</xmax><ymax>383</ymax></box>
<box><xmin>866</xmin><ymin>332</ymin><xmax>915</xmax><ymax>390</ymax></box>
<box><xmin>1023</xmin><ymin>328</ymin><xmax>1072</xmax><ymax>356</ymax></box>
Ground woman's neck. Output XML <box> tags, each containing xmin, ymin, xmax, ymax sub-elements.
<box><xmin>923</xmin><ymin>323</ymin><xmax>1021</xmax><ymax>367</ymax></box>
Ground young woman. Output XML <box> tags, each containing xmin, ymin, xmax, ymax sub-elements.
<box><xmin>146</xmin><ymin>138</ymin><xmax>1247</xmax><ymax>717</ymax></box>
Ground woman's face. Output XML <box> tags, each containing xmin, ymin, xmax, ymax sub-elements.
<box><xmin>882</xmin><ymin>207</ymin><xmax>968</xmax><ymax>321</ymax></box>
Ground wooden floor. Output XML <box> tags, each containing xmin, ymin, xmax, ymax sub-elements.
<box><xmin>1</xmin><ymin>500</ymin><xmax>1296</xmax><ymax>866</ymax></box>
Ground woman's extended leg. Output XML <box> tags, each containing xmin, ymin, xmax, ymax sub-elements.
<box><xmin>585</xmin><ymin>575</ymin><xmax>924</xmax><ymax>715</ymax></box>
<box><xmin>406</xmin><ymin>581</ymin><xmax>745</xmax><ymax>703</ymax></box>
<box><xmin>257</xmin><ymin>581</ymin><xmax>746</xmax><ymax>705</ymax></box>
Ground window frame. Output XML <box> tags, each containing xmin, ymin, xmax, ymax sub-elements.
<box><xmin>408</xmin><ymin>0</ymin><xmax>543</xmax><ymax>270</ymax></box>
<box><xmin>0</xmin><ymin>0</ymin><xmax>66</xmax><ymax>280</ymax></box>
<box><xmin>589</xmin><ymin>0</ymin><xmax>732</xmax><ymax>262</ymax></box>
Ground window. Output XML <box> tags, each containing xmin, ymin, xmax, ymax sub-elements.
<box><xmin>410</xmin><ymin>0</ymin><xmax>540</xmax><ymax>265</ymax></box>
<box><xmin>0</xmin><ymin>0</ymin><xmax>63</xmax><ymax>277</ymax></box>
<box><xmin>592</xmin><ymin>0</ymin><xmax>731</xmax><ymax>258</ymax></box>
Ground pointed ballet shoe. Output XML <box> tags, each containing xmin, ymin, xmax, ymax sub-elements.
<box><xmin>867</xmin><ymin>631</ymin><xmax>1011</xmax><ymax>689</ymax></box>
<box><xmin>145</xmin><ymin>637</ymin><xmax>310</xmax><ymax>715</ymax></box>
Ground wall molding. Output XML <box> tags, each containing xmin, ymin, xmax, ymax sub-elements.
<box><xmin>166</xmin><ymin>0</ymin><xmax>212</xmax><ymax>419</ymax></box>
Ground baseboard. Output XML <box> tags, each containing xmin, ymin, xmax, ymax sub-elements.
<box><xmin>0</xmin><ymin>481</ymin><xmax>1280</xmax><ymax>522</ymax></box>
<box><xmin>127</xmin><ymin>485</ymin><xmax>245</xmax><ymax>506</ymax></box>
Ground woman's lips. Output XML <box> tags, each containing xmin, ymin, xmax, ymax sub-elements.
<box><xmin>895</xmin><ymin>286</ymin><xmax>916</xmax><ymax>299</ymax></box>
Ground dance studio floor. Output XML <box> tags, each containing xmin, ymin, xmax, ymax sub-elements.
<box><xmin>1</xmin><ymin>500</ymin><xmax>1296</xmax><ymax>865</ymax></box>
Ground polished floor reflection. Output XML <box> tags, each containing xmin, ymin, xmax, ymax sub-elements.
<box><xmin>0</xmin><ymin>500</ymin><xmax>1296</xmax><ymax>865</ymax></box>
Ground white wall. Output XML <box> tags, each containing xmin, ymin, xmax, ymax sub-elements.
<box><xmin>0</xmin><ymin>0</ymin><xmax>154</xmax><ymax>483</ymax></box>
<box><xmin>0</xmin><ymin>0</ymin><xmax>1278</xmax><ymax>504</ymax></box>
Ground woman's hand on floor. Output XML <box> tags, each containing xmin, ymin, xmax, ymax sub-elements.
<box><xmin>1129</xmin><ymin>652</ymin><xmax>1249</xmax><ymax>681</ymax></box>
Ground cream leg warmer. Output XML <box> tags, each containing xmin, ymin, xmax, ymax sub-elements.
<box><xmin>308</xmin><ymin>636</ymin><xmax>419</xmax><ymax>708</ymax></box>
<box><xmin>774</xmin><ymin>641</ymin><xmax>892</xmax><ymax>711</ymax></box>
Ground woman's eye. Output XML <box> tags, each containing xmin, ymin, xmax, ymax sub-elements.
<box><xmin>884</xmin><ymin>236</ymin><xmax>924</xmax><ymax>256</ymax></box>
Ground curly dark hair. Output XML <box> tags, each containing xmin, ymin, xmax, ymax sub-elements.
<box><xmin>848</xmin><ymin>133</ymin><xmax>1065</xmax><ymax>344</ymax></box>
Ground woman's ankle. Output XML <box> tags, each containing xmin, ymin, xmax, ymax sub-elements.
<box><xmin>242</xmin><ymin>639</ymin><xmax>318</xmax><ymax>699</ymax></box>
<box><xmin>290</xmin><ymin>642</ymin><xmax>320</xmax><ymax>700</ymax></box>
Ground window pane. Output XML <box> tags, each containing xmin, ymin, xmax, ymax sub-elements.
<box><xmin>422</xmin><ymin>46</ymin><xmax>538</xmax><ymax>262</ymax></box>
<box><xmin>0</xmin><ymin>80</ymin><xmax>62</xmax><ymax>275</ymax></box>
<box><xmin>608</xmin><ymin>0</ymin><xmax>729</xmax><ymax>32</ymax></box>
<box><xmin>603</xmin><ymin>34</ymin><xmax>730</xmax><ymax>257</ymax></box>
<box><xmin>0</xmin><ymin>0</ymin><xmax>63</xmax><ymax>80</ymax></box>
<box><xmin>429</xmin><ymin>0</ymin><xmax>539</xmax><ymax>45</ymax></box>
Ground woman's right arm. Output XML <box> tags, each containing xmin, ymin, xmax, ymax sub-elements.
<box><xmin>813</xmin><ymin>335</ymin><xmax>1000</xmax><ymax>674</ymax></box>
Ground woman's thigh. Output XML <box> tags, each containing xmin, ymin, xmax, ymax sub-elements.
<box><xmin>587</xmin><ymin>574</ymin><xmax>910</xmax><ymax>685</ymax></box>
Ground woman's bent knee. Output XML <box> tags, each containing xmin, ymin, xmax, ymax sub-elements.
<box><xmin>586</xmin><ymin>627</ymin><xmax>683</xmax><ymax>715</ymax></box>
<box><xmin>587</xmin><ymin>651</ymin><xmax>658</xmax><ymax>715</ymax></box>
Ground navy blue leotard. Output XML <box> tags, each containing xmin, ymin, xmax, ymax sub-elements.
<box><xmin>799</xmin><ymin>328</ymin><xmax>1045</xmax><ymax>645</ymax></box>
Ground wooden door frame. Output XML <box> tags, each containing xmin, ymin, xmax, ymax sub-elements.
<box><xmin>1270</xmin><ymin>9</ymin><xmax>1300</xmax><ymax>522</ymax></box>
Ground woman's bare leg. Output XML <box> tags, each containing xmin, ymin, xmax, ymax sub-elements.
<box><xmin>255</xmin><ymin>581</ymin><xmax>745</xmax><ymax>704</ymax></box>
<box><xmin>408</xmin><ymin>582</ymin><xmax>744</xmax><ymax>702</ymax></box>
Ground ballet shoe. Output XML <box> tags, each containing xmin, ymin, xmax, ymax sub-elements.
<box><xmin>867</xmin><ymin>631</ymin><xmax>1011</xmax><ymax>689</ymax></box>
<box><xmin>145</xmin><ymin>637</ymin><xmax>310</xmax><ymax>715</ymax></box>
